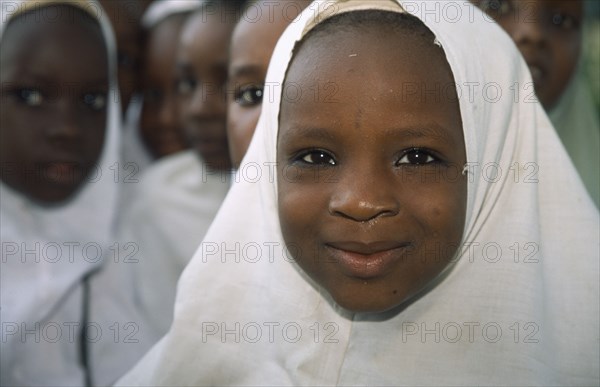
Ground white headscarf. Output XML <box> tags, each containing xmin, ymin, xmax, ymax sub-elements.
<box><xmin>0</xmin><ymin>1</ymin><xmax>120</xmax><ymax>385</ymax></box>
<box><xmin>118</xmin><ymin>0</ymin><xmax>599</xmax><ymax>385</ymax></box>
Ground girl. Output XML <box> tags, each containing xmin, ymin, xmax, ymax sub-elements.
<box><xmin>110</xmin><ymin>0</ymin><xmax>244</xmax><ymax>341</ymax></box>
<box><xmin>227</xmin><ymin>0</ymin><xmax>311</xmax><ymax>168</ymax></box>
<box><xmin>119</xmin><ymin>0</ymin><xmax>599</xmax><ymax>385</ymax></box>
<box><xmin>137</xmin><ymin>0</ymin><xmax>201</xmax><ymax>159</ymax></box>
<box><xmin>0</xmin><ymin>0</ymin><xmax>120</xmax><ymax>384</ymax></box>
<box><xmin>471</xmin><ymin>0</ymin><xmax>599</xmax><ymax>206</ymax></box>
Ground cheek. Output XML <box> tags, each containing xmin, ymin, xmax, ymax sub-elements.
<box><xmin>409</xmin><ymin>180</ymin><xmax>467</xmax><ymax>253</ymax></box>
<box><xmin>551</xmin><ymin>37</ymin><xmax>580</xmax><ymax>80</ymax></box>
<box><xmin>277</xmin><ymin>177</ymin><xmax>329</xmax><ymax>243</ymax></box>
<box><xmin>83</xmin><ymin>116</ymin><xmax>107</xmax><ymax>161</ymax></box>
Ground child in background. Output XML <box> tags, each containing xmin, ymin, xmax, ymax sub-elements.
<box><xmin>227</xmin><ymin>0</ymin><xmax>311</xmax><ymax>168</ymax></box>
<box><xmin>472</xmin><ymin>0</ymin><xmax>599</xmax><ymax>205</ymax></box>
<box><xmin>0</xmin><ymin>1</ymin><xmax>121</xmax><ymax>384</ymax></box>
<box><xmin>138</xmin><ymin>0</ymin><xmax>200</xmax><ymax>159</ymax></box>
<box><xmin>109</xmin><ymin>0</ymin><xmax>245</xmax><ymax>340</ymax></box>
<box><xmin>115</xmin><ymin>0</ymin><xmax>203</xmax><ymax>220</ymax></box>
<box><xmin>118</xmin><ymin>1</ymin><xmax>599</xmax><ymax>385</ymax></box>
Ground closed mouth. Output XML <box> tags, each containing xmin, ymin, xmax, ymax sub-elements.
<box><xmin>324</xmin><ymin>241</ymin><xmax>412</xmax><ymax>280</ymax></box>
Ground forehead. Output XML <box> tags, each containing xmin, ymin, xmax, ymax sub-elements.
<box><xmin>230</xmin><ymin>9</ymin><xmax>291</xmax><ymax>65</ymax></box>
<box><xmin>1</xmin><ymin>8</ymin><xmax>107</xmax><ymax>80</ymax></box>
<box><xmin>179</xmin><ymin>10</ymin><xmax>235</xmax><ymax>56</ymax></box>
<box><xmin>284</xmin><ymin>20</ymin><xmax>455</xmax><ymax>106</ymax></box>
<box><xmin>280</xmin><ymin>18</ymin><xmax>462</xmax><ymax>142</ymax></box>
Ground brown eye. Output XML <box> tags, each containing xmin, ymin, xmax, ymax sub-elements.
<box><xmin>299</xmin><ymin>150</ymin><xmax>336</xmax><ymax>165</ymax></box>
<box><xmin>83</xmin><ymin>93</ymin><xmax>107</xmax><ymax>111</ymax></box>
<box><xmin>552</xmin><ymin>13</ymin><xmax>578</xmax><ymax>30</ymax></box>
<box><xmin>18</xmin><ymin>88</ymin><xmax>44</xmax><ymax>107</ymax></box>
<box><xmin>479</xmin><ymin>0</ymin><xmax>512</xmax><ymax>17</ymax></box>
<box><xmin>176</xmin><ymin>78</ymin><xmax>196</xmax><ymax>96</ymax></box>
<box><xmin>235</xmin><ymin>85</ymin><xmax>264</xmax><ymax>107</ymax></box>
<box><xmin>397</xmin><ymin>148</ymin><xmax>437</xmax><ymax>165</ymax></box>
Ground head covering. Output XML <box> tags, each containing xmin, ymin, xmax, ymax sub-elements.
<box><xmin>118</xmin><ymin>0</ymin><xmax>599</xmax><ymax>385</ymax></box>
<box><xmin>141</xmin><ymin>0</ymin><xmax>204</xmax><ymax>29</ymax></box>
<box><xmin>0</xmin><ymin>0</ymin><xmax>121</xmax><ymax>385</ymax></box>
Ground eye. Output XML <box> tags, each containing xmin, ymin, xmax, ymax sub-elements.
<box><xmin>235</xmin><ymin>85</ymin><xmax>264</xmax><ymax>107</ymax></box>
<box><xmin>17</xmin><ymin>88</ymin><xmax>44</xmax><ymax>107</ymax></box>
<box><xmin>396</xmin><ymin>148</ymin><xmax>438</xmax><ymax>166</ymax></box>
<box><xmin>479</xmin><ymin>0</ymin><xmax>512</xmax><ymax>17</ymax></box>
<box><xmin>118</xmin><ymin>51</ymin><xmax>133</xmax><ymax>68</ymax></box>
<box><xmin>551</xmin><ymin>12</ymin><xmax>579</xmax><ymax>30</ymax></box>
<box><xmin>176</xmin><ymin>78</ymin><xmax>196</xmax><ymax>96</ymax></box>
<box><xmin>143</xmin><ymin>88</ymin><xmax>163</xmax><ymax>105</ymax></box>
<box><xmin>297</xmin><ymin>149</ymin><xmax>336</xmax><ymax>166</ymax></box>
<box><xmin>83</xmin><ymin>92</ymin><xmax>107</xmax><ymax>111</ymax></box>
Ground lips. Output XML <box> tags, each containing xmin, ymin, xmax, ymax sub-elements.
<box><xmin>39</xmin><ymin>160</ymin><xmax>82</xmax><ymax>185</ymax></box>
<box><xmin>324</xmin><ymin>241</ymin><xmax>412</xmax><ymax>280</ymax></box>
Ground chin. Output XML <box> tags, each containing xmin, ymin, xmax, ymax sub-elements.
<box><xmin>30</xmin><ymin>180</ymin><xmax>85</xmax><ymax>206</ymax></box>
<box><xmin>329</xmin><ymin>287</ymin><xmax>408</xmax><ymax>314</ymax></box>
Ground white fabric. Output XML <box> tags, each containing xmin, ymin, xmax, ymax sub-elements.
<box><xmin>118</xmin><ymin>0</ymin><xmax>600</xmax><ymax>386</ymax></box>
<box><xmin>100</xmin><ymin>150</ymin><xmax>230</xmax><ymax>343</ymax></box>
<box><xmin>141</xmin><ymin>0</ymin><xmax>204</xmax><ymax>29</ymax></box>
<box><xmin>0</xmin><ymin>1</ymin><xmax>121</xmax><ymax>385</ymax></box>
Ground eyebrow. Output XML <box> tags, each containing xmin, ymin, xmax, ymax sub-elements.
<box><xmin>229</xmin><ymin>64</ymin><xmax>263</xmax><ymax>79</ymax></box>
<box><xmin>279</xmin><ymin>123</ymin><xmax>459</xmax><ymax>146</ymax></box>
<box><xmin>279</xmin><ymin>126</ymin><xmax>338</xmax><ymax>143</ymax></box>
<box><xmin>384</xmin><ymin>124</ymin><xmax>458</xmax><ymax>146</ymax></box>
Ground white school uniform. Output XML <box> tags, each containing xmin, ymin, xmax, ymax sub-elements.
<box><xmin>0</xmin><ymin>1</ymin><xmax>121</xmax><ymax>385</ymax></box>
<box><xmin>118</xmin><ymin>0</ymin><xmax>599</xmax><ymax>385</ymax></box>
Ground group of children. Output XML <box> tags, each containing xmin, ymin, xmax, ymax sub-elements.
<box><xmin>0</xmin><ymin>0</ymin><xmax>598</xmax><ymax>386</ymax></box>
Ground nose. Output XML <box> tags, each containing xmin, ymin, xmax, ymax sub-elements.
<box><xmin>328</xmin><ymin>167</ymin><xmax>400</xmax><ymax>222</ymax></box>
<box><xmin>46</xmin><ymin>100</ymin><xmax>81</xmax><ymax>145</ymax></box>
<box><xmin>158</xmin><ymin>91</ymin><xmax>178</xmax><ymax>129</ymax></box>
<box><xmin>188</xmin><ymin>82</ymin><xmax>225</xmax><ymax>119</ymax></box>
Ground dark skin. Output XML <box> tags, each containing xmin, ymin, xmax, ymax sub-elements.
<box><xmin>175</xmin><ymin>9</ymin><xmax>236</xmax><ymax>171</ymax></box>
<box><xmin>471</xmin><ymin>0</ymin><xmax>583</xmax><ymax>110</ymax></box>
<box><xmin>0</xmin><ymin>6</ymin><xmax>108</xmax><ymax>204</ymax></box>
<box><xmin>277</xmin><ymin>23</ymin><xmax>467</xmax><ymax>313</ymax></box>
<box><xmin>227</xmin><ymin>0</ymin><xmax>310</xmax><ymax>168</ymax></box>
<box><xmin>99</xmin><ymin>0</ymin><xmax>144</xmax><ymax>113</ymax></box>
<box><xmin>140</xmin><ymin>14</ymin><xmax>190</xmax><ymax>159</ymax></box>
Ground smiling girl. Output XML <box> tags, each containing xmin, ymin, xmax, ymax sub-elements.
<box><xmin>118</xmin><ymin>1</ymin><xmax>599</xmax><ymax>385</ymax></box>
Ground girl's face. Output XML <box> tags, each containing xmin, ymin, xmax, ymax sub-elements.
<box><xmin>472</xmin><ymin>0</ymin><xmax>583</xmax><ymax>110</ymax></box>
<box><xmin>175</xmin><ymin>11</ymin><xmax>234</xmax><ymax>171</ymax></box>
<box><xmin>227</xmin><ymin>0</ymin><xmax>309</xmax><ymax>169</ymax></box>
<box><xmin>277</xmin><ymin>23</ymin><xmax>468</xmax><ymax>313</ymax></box>
<box><xmin>0</xmin><ymin>7</ymin><xmax>108</xmax><ymax>204</ymax></box>
<box><xmin>140</xmin><ymin>15</ymin><xmax>188</xmax><ymax>159</ymax></box>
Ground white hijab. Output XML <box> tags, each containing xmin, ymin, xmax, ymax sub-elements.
<box><xmin>119</xmin><ymin>0</ymin><xmax>599</xmax><ymax>385</ymax></box>
<box><xmin>0</xmin><ymin>1</ymin><xmax>120</xmax><ymax>385</ymax></box>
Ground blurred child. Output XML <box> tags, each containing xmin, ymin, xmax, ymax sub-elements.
<box><xmin>118</xmin><ymin>1</ymin><xmax>599</xmax><ymax>385</ymax></box>
<box><xmin>138</xmin><ymin>0</ymin><xmax>201</xmax><ymax>159</ymax></box>
<box><xmin>0</xmin><ymin>1</ymin><xmax>121</xmax><ymax>384</ymax></box>
<box><xmin>472</xmin><ymin>0</ymin><xmax>599</xmax><ymax>205</ymax></box>
<box><xmin>111</xmin><ymin>0</ymin><xmax>244</xmax><ymax>340</ymax></box>
<box><xmin>227</xmin><ymin>0</ymin><xmax>311</xmax><ymax>168</ymax></box>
